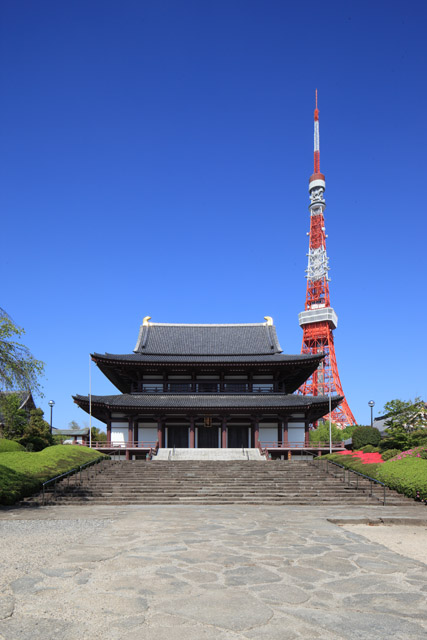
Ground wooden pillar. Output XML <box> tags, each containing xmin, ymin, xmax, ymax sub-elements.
<box><xmin>221</xmin><ymin>417</ymin><xmax>227</xmax><ymax>448</ymax></box>
<box><xmin>283</xmin><ymin>418</ymin><xmax>289</xmax><ymax>446</ymax></box>
<box><xmin>189</xmin><ymin>416</ymin><xmax>195</xmax><ymax>448</ymax></box>
<box><xmin>157</xmin><ymin>417</ymin><xmax>164</xmax><ymax>448</ymax></box>
<box><xmin>128</xmin><ymin>416</ymin><xmax>134</xmax><ymax>447</ymax></box>
<box><xmin>106</xmin><ymin>418</ymin><xmax>111</xmax><ymax>445</ymax></box>
<box><xmin>304</xmin><ymin>419</ymin><xmax>310</xmax><ymax>446</ymax></box>
<box><xmin>253</xmin><ymin>416</ymin><xmax>259</xmax><ymax>448</ymax></box>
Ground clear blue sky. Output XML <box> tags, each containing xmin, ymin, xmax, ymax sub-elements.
<box><xmin>1</xmin><ymin>0</ymin><xmax>426</xmax><ymax>429</ymax></box>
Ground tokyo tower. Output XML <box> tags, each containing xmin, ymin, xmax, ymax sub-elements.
<box><xmin>298</xmin><ymin>91</ymin><xmax>356</xmax><ymax>427</ymax></box>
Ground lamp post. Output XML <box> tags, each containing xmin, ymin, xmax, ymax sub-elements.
<box><xmin>48</xmin><ymin>400</ymin><xmax>55</xmax><ymax>434</ymax></box>
<box><xmin>368</xmin><ymin>400</ymin><xmax>375</xmax><ymax>428</ymax></box>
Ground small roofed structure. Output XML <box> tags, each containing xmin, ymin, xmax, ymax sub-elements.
<box><xmin>53</xmin><ymin>427</ymin><xmax>89</xmax><ymax>445</ymax></box>
<box><xmin>73</xmin><ymin>317</ymin><xmax>344</xmax><ymax>459</ymax></box>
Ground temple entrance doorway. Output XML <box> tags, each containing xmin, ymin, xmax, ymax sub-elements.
<box><xmin>228</xmin><ymin>426</ymin><xmax>249</xmax><ymax>448</ymax></box>
<box><xmin>197</xmin><ymin>426</ymin><xmax>219</xmax><ymax>448</ymax></box>
<box><xmin>167</xmin><ymin>426</ymin><xmax>189</xmax><ymax>448</ymax></box>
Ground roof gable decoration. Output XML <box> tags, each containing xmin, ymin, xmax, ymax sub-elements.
<box><xmin>133</xmin><ymin>317</ymin><xmax>283</xmax><ymax>356</ymax></box>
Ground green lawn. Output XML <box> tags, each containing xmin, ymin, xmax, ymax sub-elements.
<box><xmin>0</xmin><ymin>444</ymin><xmax>107</xmax><ymax>505</ymax></box>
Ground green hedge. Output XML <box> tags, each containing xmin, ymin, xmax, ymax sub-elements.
<box><xmin>381</xmin><ymin>448</ymin><xmax>401</xmax><ymax>461</ymax></box>
<box><xmin>377</xmin><ymin>458</ymin><xmax>427</xmax><ymax>500</ymax></box>
<box><xmin>352</xmin><ymin>426</ymin><xmax>382</xmax><ymax>449</ymax></box>
<box><xmin>0</xmin><ymin>438</ymin><xmax>25</xmax><ymax>452</ymax></box>
<box><xmin>0</xmin><ymin>445</ymin><xmax>107</xmax><ymax>505</ymax></box>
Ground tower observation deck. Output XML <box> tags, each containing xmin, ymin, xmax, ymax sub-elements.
<box><xmin>298</xmin><ymin>92</ymin><xmax>356</xmax><ymax>427</ymax></box>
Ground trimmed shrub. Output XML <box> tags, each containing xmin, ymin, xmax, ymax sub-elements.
<box><xmin>389</xmin><ymin>446</ymin><xmax>427</xmax><ymax>461</ymax></box>
<box><xmin>352</xmin><ymin>426</ymin><xmax>381</xmax><ymax>450</ymax></box>
<box><xmin>0</xmin><ymin>438</ymin><xmax>25</xmax><ymax>452</ymax></box>
<box><xmin>361</xmin><ymin>445</ymin><xmax>380</xmax><ymax>453</ymax></box>
<box><xmin>381</xmin><ymin>448</ymin><xmax>401</xmax><ymax>461</ymax></box>
<box><xmin>325</xmin><ymin>452</ymin><xmax>381</xmax><ymax>478</ymax></box>
<box><xmin>377</xmin><ymin>457</ymin><xmax>427</xmax><ymax>500</ymax></box>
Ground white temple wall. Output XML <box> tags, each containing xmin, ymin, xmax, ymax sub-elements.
<box><xmin>138</xmin><ymin>424</ymin><xmax>158</xmax><ymax>445</ymax></box>
<box><xmin>259</xmin><ymin>424</ymin><xmax>278</xmax><ymax>444</ymax></box>
<box><xmin>111</xmin><ymin>423</ymin><xmax>128</xmax><ymax>447</ymax></box>
<box><xmin>288</xmin><ymin>422</ymin><xmax>305</xmax><ymax>444</ymax></box>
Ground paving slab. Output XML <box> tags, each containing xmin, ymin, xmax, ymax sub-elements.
<box><xmin>0</xmin><ymin>503</ymin><xmax>426</xmax><ymax>639</ymax></box>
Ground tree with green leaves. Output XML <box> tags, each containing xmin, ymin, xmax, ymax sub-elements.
<box><xmin>91</xmin><ymin>426</ymin><xmax>107</xmax><ymax>443</ymax></box>
<box><xmin>383</xmin><ymin>397</ymin><xmax>426</xmax><ymax>432</ymax></box>
<box><xmin>19</xmin><ymin>409</ymin><xmax>53</xmax><ymax>451</ymax></box>
<box><xmin>0</xmin><ymin>310</ymin><xmax>45</xmax><ymax>396</ymax></box>
<box><xmin>380</xmin><ymin>397</ymin><xmax>427</xmax><ymax>451</ymax></box>
<box><xmin>309</xmin><ymin>421</ymin><xmax>344</xmax><ymax>444</ymax></box>
<box><xmin>0</xmin><ymin>392</ymin><xmax>28</xmax><ymax>440</ymax></box>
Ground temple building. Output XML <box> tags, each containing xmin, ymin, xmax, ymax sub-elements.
<box><xmin>73</xmin><ymin>317</ymin><xmax>342</xmax><ymax>458</ymax></box>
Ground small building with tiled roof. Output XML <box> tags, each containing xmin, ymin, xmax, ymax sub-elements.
<box><xmin>52</xmin><ymin>427</ymin><xmax>89</xmax><ymax>445</ymax></box>
<box><xmin>73</xmin><ymin>317</ymin><xmax>343</xmax><ymax>457</ymax></box>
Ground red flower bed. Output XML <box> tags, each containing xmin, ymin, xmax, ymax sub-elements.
<box><xmin>337</xmin><ymin>450</ymin><xmax>384</xmax><ymax>464</ymax></box>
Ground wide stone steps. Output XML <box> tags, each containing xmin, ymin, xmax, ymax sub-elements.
<box><xmin>29</xmin><ymin>460</ymin><xmax>414</xmax><ymax>507</ymax></box>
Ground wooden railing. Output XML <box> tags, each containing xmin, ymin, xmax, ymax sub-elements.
<box><xmin>259</xmin><ymin>441</ymin><xmax>346</xmax><ymax>449</ymax></box>
<box><xmin>131</xmin><ymin>382</ymin><xmax>282</xmax><ymax>394</ymax></box>
<box><xmin>87</xmin><ymin>441</ymin><xmax>158</xmax><ymax>449</ymax></box>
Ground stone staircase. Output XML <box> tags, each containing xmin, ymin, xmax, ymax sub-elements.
<box><xmin>31</xmin><ymin>460</ymin><xmax>414</xmax><ymax>506</ymax></box>
<box><xmin>154</xmin><ymin>448</ymin><xmax>264</xmax><ymax>461</ymax></box>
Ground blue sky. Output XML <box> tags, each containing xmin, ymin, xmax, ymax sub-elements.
<box><xmin>1</xmin><ymin>0</ymin><xmax>426</xmax><ymax>429</ymax></box>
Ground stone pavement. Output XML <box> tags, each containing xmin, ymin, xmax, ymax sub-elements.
<box><xmin>0</xmin><ymin>504</ymin><xmax>426</xmax><ymax>639</ymax></box>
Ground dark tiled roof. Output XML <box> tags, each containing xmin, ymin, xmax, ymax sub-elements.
<box><xmin>93</xmin><ymin>352</ymin><xmax>323</xmax><ymax>365</ymax></box>
<box><xmin>74</xmin><ymin>393</ymin><xmax>342</xmax><ymax>411</ymax></box>
<box><xmin>133</xmin><ymin>322</ymin><xmax>283</xmax><ymax>356</ymax></box>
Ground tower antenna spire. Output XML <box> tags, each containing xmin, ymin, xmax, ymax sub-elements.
<box><xmin>313</xmin><ymin>89</ymin><xmax>320</xmax><ymax>174</ymax></box>
<box><xmin>298</xmin><ymin>93</ymin><xmax>356</xmax><ymax>427</ymax></box>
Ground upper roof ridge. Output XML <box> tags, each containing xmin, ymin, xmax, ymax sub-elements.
<box><xmin>133</xmin><ymin>317</ymin><xmax>283</xmax><ymax>355</ymax></box>
<box><xmin>143</xmin><ymin>322</ymin><xmax>271</xmax><ymax>327</ymax></box>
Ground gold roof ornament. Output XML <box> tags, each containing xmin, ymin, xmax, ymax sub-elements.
<box><xmin>143</xmin><ymin>316</ymin><xmax>152</xmax><ymax>326</ymax></box>
<box><xmin>264</xmin><ymin>316</ymin><xmax>273</xmax><ymax>326</ymax></box>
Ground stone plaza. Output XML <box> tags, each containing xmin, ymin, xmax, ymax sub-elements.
<box><xmin>0</xmin><ymin>503</ymin><xmax>426</xmax><ymax>639</ymax></box>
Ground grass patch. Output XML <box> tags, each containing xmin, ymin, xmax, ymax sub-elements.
<box><xmin>0</xmin><ymin>438</ymin><xmax>25</xmax><ymax>452</ymax></box>
<box><xmin>0</xmin><ymin>445</ymin><xmax>107</xmax><ymax>505</ymax></box>
<box><xmin>377</xmin><ymin>457</ymin><xmax>427</xmax><ymax>500</ymax></box>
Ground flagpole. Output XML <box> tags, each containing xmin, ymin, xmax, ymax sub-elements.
<box><xmin>329</xmin><ymin>387</ymin><xmax>332</xmax><ymax>454</ymax></box>
<box><xmin>89</xmin><ymin>354</ymin><xmax>92</xmax><ymax>448</ymax></box>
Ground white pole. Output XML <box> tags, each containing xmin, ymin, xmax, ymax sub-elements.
<box><xmin>329</xmin><ymin>388</ymin><xmax>332</xmax><ymax>454</ymax></box>
<box><xmin>89</xmin><ymin>355</ymin><xmax>92</xmax><ymax>448</ymax></box>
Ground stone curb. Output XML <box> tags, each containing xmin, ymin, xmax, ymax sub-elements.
<box><xmin>328</xmin><ymin>517</ymin><xmax>427</xmax><ymax>526</ymax></box>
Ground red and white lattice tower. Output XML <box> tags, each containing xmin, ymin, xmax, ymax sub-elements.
<box><xmin>298</xmin><ymin>91</ymin><xmax>356</xmax><ymax>427</ymax></box>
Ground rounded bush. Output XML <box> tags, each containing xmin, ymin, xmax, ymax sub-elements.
<box><xmin>352</xmin><ymin>426</ymin><xmax>382</xmax><ymax>450</ymax></box>
<box><xmin>381</xmin><ymin>448</ymin><xmax>401</xmax><ymax>461</ymax></box>
<box><xmin>0</xmin><ymin>439</ymin><xmax>25</xmax><ymax>452</ymax></box>
<box><xmin>361</xmin><ymin>445</ymin><xmax>380</xmax><ymax>453</ymax></box>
